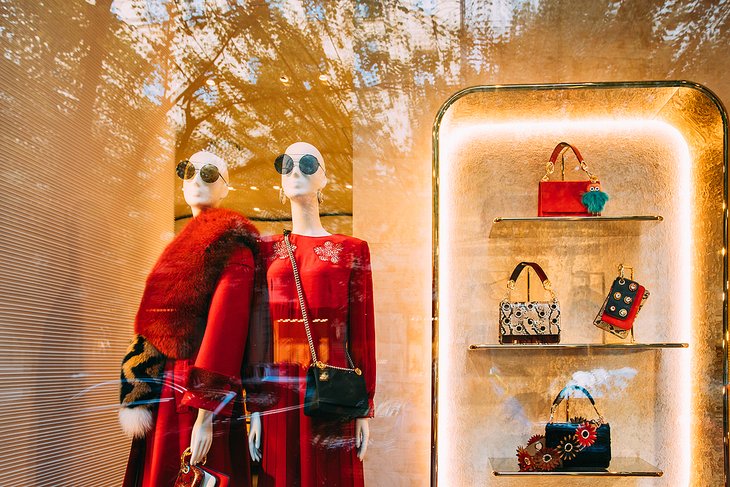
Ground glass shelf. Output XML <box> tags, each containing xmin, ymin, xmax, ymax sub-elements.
<box><xmin>469</xmin><ymin>342</ymin><xmax>688</xmax><ymax>350</ymax></box>
<box><xmin>489</xmin><ymin>215</ymin><xmax>663</xmax><ymax>238</ymax></box>
<box><xmin>490</xmin><ymin>457</ymin><xmax>663</xmax><ymax>477</ymax></box>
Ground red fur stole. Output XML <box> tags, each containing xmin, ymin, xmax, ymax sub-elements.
<box><xmin>134</xmin><ymin>208</ymin><xmax>258</xmax><ymax>358</ymax></box>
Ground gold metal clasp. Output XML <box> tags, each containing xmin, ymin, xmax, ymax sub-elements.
<box><xmin>541</xmin><ymin>161</ymin><xmax>555</xmax><ymax>182</ymax></box>
<box><xmin>354</xmin><ymin>368</ymin><xmax>362</xmax><ymax>375</ymax></box>
<box><xmin>618</xmin><ymin>264</ymin><xmax>634</xmax><ymax>280</ymax></box>
<box><xmin>316</xmin><ymin>361</ymin><xmax>327</xmax><ymax>370</ymax></box>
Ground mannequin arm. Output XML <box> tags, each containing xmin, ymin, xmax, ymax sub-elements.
<box><xmin>248</xmin><ymin>411</ymin><xmax>262</xmax><ymax>462</ymax></box>
<box><xmin>190</xmin><ymin>408</ymin><xmax>214</xmax><ymax>464</ymax></box>
<box><xmin>355</xmin><ymin>417</ymin><xmax>370</xmax><ymax>461</ymax></box>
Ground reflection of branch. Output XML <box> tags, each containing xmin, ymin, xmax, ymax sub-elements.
<box><xmin>174</xmin><ymin>95</ymin><xmax>246</xmax><ymax>155</ymax></box>
<box><xmin>196</xmin><ymin>97</ymin><xmax>248</xmax><ymax>124</ymax></box>
<box><xmin>168</xmin><ymin>10</ymin><xmax>248</xmax><ymax>108</ymax></box>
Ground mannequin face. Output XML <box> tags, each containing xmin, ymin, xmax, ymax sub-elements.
<box><xmin>280</xmin><ymin>141</ymin><xmax>327</xmax><ymax>201</ymax></box>
<box><xmin>181</xmin><ymin>151</ymin><xmax>230</xmax><ymax>213</ymax></box>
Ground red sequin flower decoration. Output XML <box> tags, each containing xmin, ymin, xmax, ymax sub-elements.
<box><xmin>575</xmin><ymin>421</ymin><xmax>598</xmax><ymax>448</ymax></box>
<box><xmin>516</xmin><ymin>447</ymin><xmax>535</xmax><ymax>472</ymax></box>
<box><xmin>534</xmin><ymin>447</ymin><xmax>561</xmax><ymax>471</ymax></box>
<box><xmin>556</xmin><ymin>436</ymin><xmax>580</xmax><ymax>461</ymax></box>
<box><xmin>525</xmin><ymin>434</ymin><xmax>545</xmax><ymax>453</ymax></box>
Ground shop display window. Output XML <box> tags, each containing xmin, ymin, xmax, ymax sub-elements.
<box><xmin>433</xmin><ymin>81</ymin><xmax>727</xmax><ymax>485</ymax></box>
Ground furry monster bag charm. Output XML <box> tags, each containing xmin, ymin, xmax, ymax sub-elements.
<box><xmin>582</xmin><ymin>181</ymin><xmax>609</xmax><ymax>215</ymax></box>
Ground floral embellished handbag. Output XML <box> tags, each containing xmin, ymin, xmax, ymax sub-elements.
<box><xmin>538</xmin><ymin>142</ymin><xmax>609</xmax><ymax>216</ymax></box>
<box><xmin>544</xmin><ymin>385</ymin><xmax>611</xmax><ymax>470</ymax></box>
<box><xmin>499</xmin><ymin>262</ymin><xmax>560</xmax><ymax>344</ymax></box>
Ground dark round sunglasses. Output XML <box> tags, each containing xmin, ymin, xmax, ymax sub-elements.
<box><xmin>176</xmin><ymin>160</ymin><xmax>228</xmax><ymax>185</ymax></box>
<box><xmin>274</xmin><ymin>153</ymin><xmax>323</xmax><ymax>175</ymax></box>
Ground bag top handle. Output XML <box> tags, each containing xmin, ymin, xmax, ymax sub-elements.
<box><xmin>541</xmin><ymin>142</ymin><xmax>598</xmax><ymax>182</ymax></box>
<box><xmin>549</xmin><ymin>142</ymin><xmax>585</xmax><ymax>164</ymax></box>
<box><xmin>505</xmin><ymin>262</ymin><xmax>556</xmax><ymax>301</ymax></box>
<box><xmin>548</xmin><ymin>385</ymin><xmax>605</xmax><ymax>424</ymax></box>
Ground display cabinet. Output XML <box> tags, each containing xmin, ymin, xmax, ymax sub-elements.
<box><xmin>432</xmin><ymin>82</ymin><xmax>727</xmax><ymax>486</ymax></box>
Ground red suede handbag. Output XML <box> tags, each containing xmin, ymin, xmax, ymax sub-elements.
<box><xmin>538</xmin><ymin>142</ymin><xmax>607</xmax><ymax>217</ymax></box>
<box><xmin>174</xmin><ymin>448</ymin><xmax>230</xmax><ymax>487</ymax></box>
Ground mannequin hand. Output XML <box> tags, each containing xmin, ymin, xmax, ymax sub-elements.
<box><xmin>190</xmin><ymin>409</ymin><xmax>214</xmax><ymax>465</ymax></box>
<box><xmin>248</xmin><ymin>412</ymin><xmax>262</xmax><ymax>462</ymax></box>
<box><xmin>355</xmin><ymin>418</ymin><xmax>370</xmax><ymax>461</ymax></box>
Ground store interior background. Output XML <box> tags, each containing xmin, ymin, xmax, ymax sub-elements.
<box><xmin>1</xmin><ymin>1</ymin><xmax>728</xmax><ymax>486</ymax></box>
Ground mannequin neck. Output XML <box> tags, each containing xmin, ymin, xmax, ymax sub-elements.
<box><xmin>289</xmin><ymin>193</ymin><xmax>330</xmax><ymax>236</ymax></box>
<box><xmin>190</xmin><ymin>204</ymin><xmax>219</xmax><ymax>218</ymax></box>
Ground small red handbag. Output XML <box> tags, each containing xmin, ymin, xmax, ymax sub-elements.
<box><xmin>538</xmin><ymin>142</ymin><xmax>606</xmax><ymax>217</ymax></box>
<box><xmin>174</xmin><ymin>448</ymin><xmax>230</xmax><ymax>487</ymax></box>
<box><xmin>593</xmin><ymin>264</ymin><xmax>650</xmax><ymax>339</ymax></box>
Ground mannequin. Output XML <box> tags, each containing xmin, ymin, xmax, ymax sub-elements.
<box><xmin>120</xmin><ymin>151</ymin><xmax>257</xmax><ymax>487</ymax></box>
<box><xmin>246</xmin><ymin>142</ymin><xmax>376</xmax><ymax>487</ymax></box>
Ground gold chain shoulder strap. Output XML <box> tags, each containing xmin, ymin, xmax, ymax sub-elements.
<box><xmin>282</xmin><ymin>231</ymin><xmax>361</xmax><ymax>374</ymax></box>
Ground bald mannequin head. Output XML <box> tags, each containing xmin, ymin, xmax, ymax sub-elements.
<box><xmin>182</xmin><ymin>150</ymin><xmax>230</xmax><ymax>216</ymax></box>
<box><xmin>280</xmin><ymin>141</ymin><xmax>327</xmax><ymax>201</ymax></box>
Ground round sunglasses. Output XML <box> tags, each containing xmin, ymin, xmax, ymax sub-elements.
<box><xmin>176</xmin><ymin>160</ymin><xmax>228</xmax><ymax>185</ymax></box>
<box><xmin>274</xmin><ymin>153</ymin><xmax>323</xmax><ymax>175</ymax></box>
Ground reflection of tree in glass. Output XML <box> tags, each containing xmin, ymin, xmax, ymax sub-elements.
<box><xmin>5</xmin><ymin>1</ymin><xmax>729</xmax><ymax>214</ymax></box>
<box><xmin>2</xmin><ymin>2</ymin><xmax>730</xmax><ymax>485</ymax></box>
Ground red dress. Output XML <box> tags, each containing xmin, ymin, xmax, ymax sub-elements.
<box><xmin>251</xmin><ymin>233</ymin><xmax>376</xmax><ymax>487</ymax></box>
<box><xmin>123</xmin><ymin>245</ymin><xmax>254</xmax><ymax>487</ymax></box>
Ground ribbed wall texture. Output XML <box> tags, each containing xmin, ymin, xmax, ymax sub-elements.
<box><xmin>0</xmin><ymin>2</ymin><xmax>174</xmax><ymax>485</ymax></box>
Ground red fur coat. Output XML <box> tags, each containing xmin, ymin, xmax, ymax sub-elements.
<box><xmin>122</xmin><ymin>208</ymin><xmax>258</xmax><ymax>487</ymax></box>
<box><xmin>134</xmin><ymin>208</ymin><xmax>258</xmax><ymax>359</ymax></box>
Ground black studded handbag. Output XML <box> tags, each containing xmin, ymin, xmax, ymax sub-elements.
<box><xmin>593</xmin><ymin>264</ymin><xmax>650</xmax><ymax>339</ymax></box>
<box><xmin>499</xmin><ymin>262</ymin><xmax>561</xmax><ymax>344</ymax></box>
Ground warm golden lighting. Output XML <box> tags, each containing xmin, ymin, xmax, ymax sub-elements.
<box><xmin>345</xmin><ymin>184</ymin><xmax>353</xmax><ymax>189</ymax></box>
<box><xmin>205</xmin><ymin>79</ymin><xmax>215</xmax><ymax>87</ymax></box>
<box><xmin>319</xmin><ymin>74</ymin><xmax>329</xmax><ymax>82</ymax></box>
<box><xmin>279</xmin><ymin>75</ymin><xmax>289</xmax><ymax>84</ymax></box>
<box><xmin>250</xmin><ymin>186</ymin><xmax>259</xmax><ymax>190</ymax></box>
<box><xmin>253</xmin><ymin>207</ymin><xmax>261</xmax><ymax>212</ymax></box>
<box><xmin>273</xmin><ymin>185</ymin><xmax>281</xmax><ymax>190</ymax></box>
<box><xmin>438</xmin><ymin>116</ymin><xmax>694</xmax><ymax>485</ymax></box>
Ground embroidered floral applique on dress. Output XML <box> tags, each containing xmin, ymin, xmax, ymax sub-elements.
<box><xmin>314</xmin><ymin>241</ymin><xmax>344</xmax><ymax>264</ymax></box>
<box><xmin>272</xmin><ymin>240</ymin><xmax>296</xmax><ymax>260</ymax></box>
